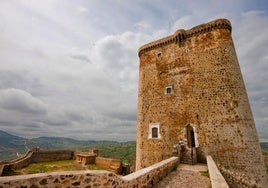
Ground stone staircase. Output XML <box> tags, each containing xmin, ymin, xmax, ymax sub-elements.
<box><xmin>180</xmin><ymin>148</ymin><xmax>197</xmax><ymax>165</ymax></box>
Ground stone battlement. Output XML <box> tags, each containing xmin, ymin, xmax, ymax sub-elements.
<box><xmin>138</xmin><ymin>18</ymin><xmax>231</xmax><ymax>56</ymax></box>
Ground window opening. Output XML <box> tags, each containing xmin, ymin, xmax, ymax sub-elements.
<box><xmin>157</xmin><ymin>53</ymin><xmax>162</xmax><ymax>58</ymax></box>
<box><xmin>165</xmin><ymin>86</ymin><xmax>173</xmax><ymax>95</ymax></box>
<box><xmin>149</xmin><ymin>124</ymin><xmax>161</xmax><ymax>139</ymax></box>
<box><xmin>152</xmin><ymin>127</ymin><xmax>158</xmax><ymax>138</ymax></box>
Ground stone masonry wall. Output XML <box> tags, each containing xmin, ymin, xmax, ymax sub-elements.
<box><xmin>95</xmin><ymin>157</ymin><xmax>122</xmax><ymax>174</ymax></box>
<box><xmin>0</xmin><ymin>157</ymin><xmax>179</xmax><ymax>188</ymax></box>
<box><xmin>136</xmin><ymin>18</ymin><xmax>268</xmax><ymax>187</ymax></box>
<box><xmin>31</xmin><ymin>150</ymin><xmax>73</xmax><ymax>163</ymax></box>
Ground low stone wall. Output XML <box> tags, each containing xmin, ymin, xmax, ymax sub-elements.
<box><xmin>95</xmin><ymin>157</ymin><xmax>122</xmax><ymax>174</ymax></box>
<box><xmin>0</xmin><ymin>170</ymin><xmax>123</xmax><ymax>188</ymax></box>
<box><xmin>206</xmin><ymin>155</ymin><xmax>229</xmax><ymax>188</ymax></box>
<box><xmin>122</xmin><ymin>156</ymin><xmax>179</xmax><ymax>187</ymax></box>
<box><xmin>0</xmin><ymin>157</ymin><xmax>179</xmax><ymax>188</ymax></box>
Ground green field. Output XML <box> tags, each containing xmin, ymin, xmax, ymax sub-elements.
<box><xmin>262</xmin><ymin>148</ymin><xmax>268</xmax><ymax>174</ymax></box>
<box><xmin>7</xmin><ymin>160</ymin><xmax>106</xmax><ymax>176</ymax></box>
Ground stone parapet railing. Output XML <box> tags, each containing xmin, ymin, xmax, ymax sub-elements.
<box><xmin>206</xmin><ymin>155</ymin><xmax>229</xmax><ymax>188</ymax></box>
<box><xmin>123</xmin><ymin>156</ymin><xmax>179</xmax><ymax>187</ymax></box>
<box><xmin>0</xmin><ymin>156</ymin><xmax>179</xmax><ymax>188</ymax></box>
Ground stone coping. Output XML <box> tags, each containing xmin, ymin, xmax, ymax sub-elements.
<box><xmin>75</xmin><ymin>153</ymin><xmax>95</xmax><ymax>157</ymax></box>
<box><xmin>207</xmin><ymin>155</ymin><xmax>229</xmax><ymax>188</ymax></box>
<box><xmin>123</xmin><ymin>156</ymin><xmax>178</xmax><ymax>181</ymax></box>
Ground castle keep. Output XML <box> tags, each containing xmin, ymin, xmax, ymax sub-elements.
<box><xmin>136</xmin><ymin>19</ymin><xmax>267</xmax><ymax>186</ymax></box>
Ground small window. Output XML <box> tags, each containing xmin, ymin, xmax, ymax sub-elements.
<box><xmin>185</xmin><ymin>48</ymin><xmax>190</xmax><ymax>53</ymax></box>
<box><xmin>149</xmin><ymin>124</ymin><xmax>161</xmax><ymax>139</ymax></box>
<box><xmin>157</xmin><ymin>53</ymin><xmax>162</xmax><ymax>59</ymax></box>
<box><xmin>152</xmin><ymin>127</ymin><xmax>158</xmax><ymax>138</ymax></box>
<box><xmin>165</xmin><ymin>86</ymin><xmax>173</xmax><ymax>95</ymax></box>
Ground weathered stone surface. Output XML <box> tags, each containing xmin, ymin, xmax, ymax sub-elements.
<box><xmin>136</xmin><ymin>18</ymin><xmax>268</xmax><ymax>187</ymax></box>
<box><xmin>0</xmin><ymin>157</ymin><xmax>179</xmax><ymax>188</ymax></box>
<box><xmin>39</xmin><ymin>178</ymin><xmax>48</xmax><ymax>185</ymax></box>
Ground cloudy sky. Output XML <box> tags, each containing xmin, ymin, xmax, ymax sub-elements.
<box><xmin>0</xmin><ymin>0</ymin><xmax>267</xmax><ymax>141</ymax></box>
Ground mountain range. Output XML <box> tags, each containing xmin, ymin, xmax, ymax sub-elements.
<box><xmin>1</xmin><ymin>130</ymin><xmax>266</xmax><ymax>163</ymax></box>
<box><xmin>0</xmin><ymin>130</ymin><xmax>118</xmax><ymax>162</ymax></box>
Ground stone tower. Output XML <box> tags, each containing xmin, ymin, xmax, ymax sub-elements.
<box><xmin>136</xmin><ymin>18</ymin><xmax>267</xmax><ymax>187</ymax></box>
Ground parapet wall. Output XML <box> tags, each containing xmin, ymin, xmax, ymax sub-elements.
<box><xmin>95</xmin><ymin>157</ymin><xmax>121</xmax><ymax>174</ymax></box>
<box><xmin>0</xmin><ymin>157</ymin><xmax>179</xmax><ymax>188</ymax></box>
<box><xmin>31</xmin><ymin>150</ymin><xmax>73</xmax><ymax>163</ymax></box>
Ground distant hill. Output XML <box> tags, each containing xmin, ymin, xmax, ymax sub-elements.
<box><xmin>260</xmin><ymin>142</ymin><xmax>268</xmax><ymax>149</ymax></box>
<box><xmin>0</xmin><ymin>130</ymin><xmax>130</xmax><ymax>162</ymax></box>
<box><xmin>0</xmin><ymin>130</ymin><xmax>29</xmax><ymax>161</ymax></box>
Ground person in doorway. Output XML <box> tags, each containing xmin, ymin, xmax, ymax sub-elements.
<box><xmin>179</xmin><ymin>139</ymin><xmax>185</xmax><ymax>152</ymax></box>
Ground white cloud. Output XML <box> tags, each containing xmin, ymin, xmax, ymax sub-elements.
<box><xmin>0</xmin><ymin>0</ymin><xmax>267</xmax><ymax>141</ymax></box>
<box><xmin>171</xmin><ymin>16</ymin><xmax>196</xmax><ymax>32</ymax></box>
<box><xmin>0</xmin><ymin>88</ymin><xmax>46</xmax><ymax>114</ymax></box>
<box><xmin>232</xmin><ymin>11</ymin><xmax>268</xmax><ymax>140</ymax></box>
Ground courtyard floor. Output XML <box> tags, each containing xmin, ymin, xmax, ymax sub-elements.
<box><xmin>154</xmin><ymin>163</ymin><xmax>211</xmax><ymax>188</ymax></box>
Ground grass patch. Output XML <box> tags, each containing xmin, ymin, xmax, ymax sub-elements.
<box><xmin>200</xmin><ymin>170</ymin><xmax>210</xmax><ymax>178</ymax></box>
<box><xmin>14</xmin><ymin>160</ymin><xmax>106</xmax><ymax>175</ymax></box>
<box><xmin>25</xmin><ymin>160</ymin><xmax>80</xmax><ymax>174</ymax></box>
<box><xmin>262</xmin><ymin>148</ymin><xmax>268</xmax><ymax>175</ymax></box>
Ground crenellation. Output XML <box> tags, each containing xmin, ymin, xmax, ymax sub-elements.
<box><xmin>139</xmin><ymin>19</ymin><xmax>231</xmax><ymax>57</ymax></box>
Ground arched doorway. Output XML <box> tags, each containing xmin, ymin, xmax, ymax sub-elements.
<box><xmin>186</xmin><ymin>125</ymin><xmax>195</xmax><ymax>148</ymax></box>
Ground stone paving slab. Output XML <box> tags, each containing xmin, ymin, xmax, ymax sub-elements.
<box><xmin>154</xmin><ymin>164</ymin><xmax>211</xmax><ymax>188</ymax></box>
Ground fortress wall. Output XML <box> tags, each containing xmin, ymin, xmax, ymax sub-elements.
<box><xmin>95</xmin><ymin>157</ymin><xmax>122</xmax><ymax>174</ymax></box>
<box><xmin>8</xmin><ymin>152</ymin><xmax>33</xmax><ymax>170</ymax></box>
<box><xmin>0</xmin><ymin>157</ymin><xmax>179</xmax><ymax>188</ymax></box>
<box><xmin>0</xmin><ymin>149</ymin><xmax>74</xmax><ymax>176</ymax></box>
<box><xmin>31</xmin><ymin>150</ymin><xmax>73</xmax><ymax>163</ymax></box>
<box><xmin>0</xmin><ymin>151</ymin><xmax>34</xmax><ymax>175</ymax></box>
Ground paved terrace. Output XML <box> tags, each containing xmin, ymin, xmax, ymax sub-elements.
<box><xmin>154</xmin><ymin>164</ymin><xmax>211</xmax><ymax>188</ymax></box>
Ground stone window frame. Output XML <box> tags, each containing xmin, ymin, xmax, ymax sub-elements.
<box><xmin>182</xmin><ymin>124</ymin><xmax>199</xmax><ymax>148</ymax></box>
<box><xmin>165</xmin><ymin>86</ymin><xmax>173</xmax><ymax>95</ymax></box>
<box><xmin>148</xmin><ymin>123</ymin><xmax>161</xmax><ymax>139</ymax></box>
